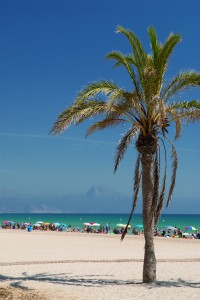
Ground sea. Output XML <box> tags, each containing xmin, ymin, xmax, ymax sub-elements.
<box><xmin>0</xmin><ymin>213</ymin><xmax>200</xmax><ymax>231</ymax></box>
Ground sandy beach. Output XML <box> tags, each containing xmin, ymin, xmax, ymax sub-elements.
<box><xmin>0</xmin><ymin>230</ymin><xmax>200</xmax><ymax>299</ymax></box>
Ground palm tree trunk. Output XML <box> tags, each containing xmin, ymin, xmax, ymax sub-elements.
<box><xmin>141</xmin><ymin>152</ymin><xmax>156</xmax><ymax>283</ymax></box>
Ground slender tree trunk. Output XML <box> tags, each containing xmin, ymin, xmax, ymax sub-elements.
<box><xmin>141</xmin><ymin>152</ymin><xmax>156</xmax><ymax>283</ymax></box>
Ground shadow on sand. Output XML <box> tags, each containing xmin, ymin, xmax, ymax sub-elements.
<box><xmin>0</xmin><ymin>273</ymin><xmax>200</xmax><ymax>290</ymax></box>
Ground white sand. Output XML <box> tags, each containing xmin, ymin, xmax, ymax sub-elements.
<box><xmin>0</xmin><ymin>230</ymin><xmax>200</xmax><ymax>299</ymax></box>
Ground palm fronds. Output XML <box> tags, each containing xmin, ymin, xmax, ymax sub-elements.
<box><xmin>86</xmin><ymin>117</ymin><xmax>126</xmax><ymax>137</ymax></box>
<box><xmin>121</xmin><ymin>154</ymin><xmax>141</xmax><ymax>241</ymax></box>
<box><xmin>114</xmin><ymin>127</ymin><xmax>138</xmax><ymax>173</ymax></box>
<box><xmin>105</xmin><ymin>51</ymin><xmax>141</xmax><ymax>96</ymax></box>
<box><xmin>150</xmin><ymin>148</ymin><xmax>160</xmax><ymax>223</ymax></box>
<box><xmin>165</xmin><ymin>137</ymin><xmax>178</xmax><ymax>208</ymax></box>
<box><xmin>162</xmin><ymin>71</ymin><xmax>200</xmax><ymax>102</ymax></box>
<box><xmin>75</xmin><ymin>81</ymin><xmax>123</xmax><ymax>104</ymax></box>
<box><xmin>50</xmin><ymin>100</ymin><xmax>107</xmax><ymax>135</ymax></box>
<box><xmin>155</xmin><ymin>138</ymin><xmax>167</xmax><ymax>225</ymax></box>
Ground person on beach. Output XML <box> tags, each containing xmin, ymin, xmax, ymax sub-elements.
<box><xmin>106</xmin><ymin>224</ymin><xmax>109</xmax><ymax>234</ymax></box>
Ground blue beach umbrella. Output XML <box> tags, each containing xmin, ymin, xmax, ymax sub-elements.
<box><xmin>185</xmin><ymin>226</ymin><xmax>196</xmax><ymax>231</ymax></box>
<box><xmin>7</xmin><ymin>221</ymin><xmax>15</xmax><ymax>225</ymax></box>
<box><xmin>135</xmin><ymin>224</ymin><xmax>143</xmax><ymax>228</ymax></box>
<box><xmin>59</xmin><ymin>223</ymin><xmax>67</xmax><ymax>227</ymax></box>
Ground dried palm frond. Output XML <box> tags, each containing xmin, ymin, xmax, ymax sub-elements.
<box><xmin>114</xmin><ymin>127</ymin><xmax>138</xmax><ymax>173</ymax></box>
<box><xmin>50</xmin><ymin>101</ymin><xmax>107</xmax><ymax>135</ymax></box>
<box><xmin>121</xmin><ymin>154</ymin><xmax>141</xmax><ymax>241</ymax></box>
<box><xmin>85</xmin><ymin>118</ymin><xmax>126</xmax><ymax>137</ymax></box>
<box><xmin>155</xmin><ymin>138</ymin><xmax>167</xmax><ymax>225</ymax></box>
<box><xmin>162</xmin><ymin>71</ymin><xmax>200</xmax><ymax>102</ymax></box>
<box><xmin>150</xmin><ymin>147</ymin><xmax>160</xmax><ymax>223</ymax></box>
<box><xmin>165</xmin><ymin>137</ymin><xmax>178</xmax><ymax>207</ymax></box>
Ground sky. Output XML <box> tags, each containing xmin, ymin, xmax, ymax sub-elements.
<box><xmin>0</xmin><ymin>0</ymin><xmax>200</xmax><ymax>212</ymax></box>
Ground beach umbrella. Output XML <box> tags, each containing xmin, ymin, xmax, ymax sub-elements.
<box><xmin>2</xmin><ymin>220</ymin><xmax>9</xmax><ymax>224</ymax></box>
<box><xmin>165</xmin><ymin>226</ymin><xmax>176</xmax><ymax>231</ymax></box>
<box><xmin>59</xmin><ymin>223</ymin><xmax>67</xmax><ymax>227</ymax></box>
<box><xmin>36</xmin><ymin>221</ymin><xmax>44</xmax><ymax>224</ymax></box>
<box><xmin>90</xmin><ymin>223</ymin><xmax>100</xmax><ymax>226</ymax></box>
<box><xmin>83</xmin><ymin>222</ymin><xmax>91</xmax><ymax>226</ymax></box>
<box><xmin>33</xmin><ymin>223</ymin><xmax>42</xmax><ymax>227</ymax></box>
<box><xmin>122</xmin><ymin>224</ymin><xmax>131</xmax><ymax>228</ymax></box>
<box><xmin>43</xmin><ymin>222</ymin><xmax>50</xmax><ymax>226</ymax></box>
<box><xmin>185</xmin><ymin>226</ymin><xmax>196</xmax><ymax>231</ymax></box>
<box><xmin>116</xmin><ymin>223</ymin><xmax>124</xmax><ymax>227</ymax></box>
<box><xmin>53</xmin><ymin>223</ymin><xmax>60</xmax><ymax>227</ymax></box>
<box><xmin>135</xmin><ymin>224</ymin><xmax>143</xmax><ymax>229</ymax></box>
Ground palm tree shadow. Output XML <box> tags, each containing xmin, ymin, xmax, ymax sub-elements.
<box><xmin>0</xmin><ymin>274</ymin><xmax>199</xmax><ymax>290</ymax></box>
<box><xmin>154</xmin><ymin>279</ymin><xmax>200</xmax><ymax>289</ymax></box>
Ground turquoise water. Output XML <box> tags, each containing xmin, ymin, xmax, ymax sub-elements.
<box><xmin>0</xmin><ymin>213</ymin><xmax>200</xmax><ymax>231</ymax></box>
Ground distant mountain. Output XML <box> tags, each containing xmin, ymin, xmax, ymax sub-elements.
<box><xmin>0</xmin><ymin>185</ymin><xmax>139</xmax><ymax>213</ymax></box>
<box><xmin>1</xmin><ymin>186</ymin><xmax>199</xmax><ymax>214</ymax></box>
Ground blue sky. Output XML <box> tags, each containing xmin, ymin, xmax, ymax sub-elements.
<box><xmin>0</xmin><ymin>0</ymin><xmax>200</xmax><ymax>212</ymax></box>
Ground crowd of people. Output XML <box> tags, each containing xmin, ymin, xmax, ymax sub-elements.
<box><xmin>1</xmin><ymin>221</ymin><xmax>199</xmax><ymax>239</ymax></box>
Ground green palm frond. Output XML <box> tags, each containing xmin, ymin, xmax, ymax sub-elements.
<box><xmin>148</xmin><ymin>26</ymin><xmax>160</xmax><ymax>66</ymax></box>
<box><xmin>168</xmin><ymin>99</ymin><xmax>200</xmax><ymax>110</ymax></box>
<box><xmin>116</xmin><ymin>25</ymin><xmax>148</xmax><ymax>91</ymax></box>
<box><xmin>148</xmin><ymin>27</ymin><xmax>181</xmax><ymax>94</ymax></box>
<box><xmin>114</xmin><ymin>127</ymin><xmax>138</xmax><ymax>173</ymax></box>
<box><xmin>116</xmin><ymin>25</ymin><xmax>147</xmax><ymax>66</ymax></box>
<box><xmin>158</xmin><ymin>32</ymin><xmax>181</xmax><ymax>75</ymax></box>
<box><xmin>162</xmin><ymin>71</ymin><xmax>200</xmax><ymax>101</ymax></box>
<box><xmin>105</xmin><ymin>51</ymin><xmax>137</xmax><ymax>68</ymax></box>
<box><xmin>75</xmin><ymin>81</ymin><xmax>122</xmax><ymax>104</ymax></box>
<box><xmin>105</xmin><ymin>51</ymin><xmax>140</xmax><ymax>94</ymax></box>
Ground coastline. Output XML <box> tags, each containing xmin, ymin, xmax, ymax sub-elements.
<box><xmin>0</xmin><ymin>230</ymin><xmax>199</xmax><ymax>299</ymax></box>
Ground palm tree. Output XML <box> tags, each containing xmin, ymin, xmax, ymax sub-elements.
<box><xmin>51</xmin><ymin>26</ymin><xmax>200</xmax><ymax>283</ymax></box>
